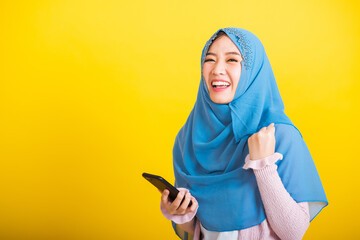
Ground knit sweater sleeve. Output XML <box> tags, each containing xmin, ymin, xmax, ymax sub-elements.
<box><xmin>253</xmin><ymin>163</ymin><xmax>310</xmax><ymax>240</ymax></box>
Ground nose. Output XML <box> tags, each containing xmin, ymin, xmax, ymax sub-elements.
<box><xmin>212</xmin><ymin>61</ymin><xmax>226</xmax><ymax>75</ymax></box>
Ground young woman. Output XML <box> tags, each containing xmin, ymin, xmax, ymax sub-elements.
<box><xmin>160</xmin><ymin>28</ymin><xmax>328</xmax><ymax>240</ymax></box>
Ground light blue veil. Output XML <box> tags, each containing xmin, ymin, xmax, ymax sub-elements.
<box><xmin>172</xmin><ymin>27</ymin><xmax>328</xmax><ymax>232</ymax></box>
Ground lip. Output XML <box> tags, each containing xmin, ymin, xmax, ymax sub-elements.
<box><xmin>210</xmin><ymin>79</ymin><xmax>231</xmax><ymax>92</ymax></box>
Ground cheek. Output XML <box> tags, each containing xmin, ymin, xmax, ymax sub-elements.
<box><xmin>230</xmin><ymin>66</ymin><xmax>241</xmax><ymax>82</ymax></box>
<box><xmin>202</xmin><ymin>65</ymin><xmax>210</xmax><ymax>79</ymax></box>
<box><xmin>202</xmin><ymin>65</ymin><xmax>212</xmax><ymax>86</ymax></box>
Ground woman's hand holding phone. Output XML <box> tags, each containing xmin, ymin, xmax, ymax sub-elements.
<box><xmin>142</xmin><ymin>172</ymin><xmax>197</xmax><ymax>232</ymax></box>
<box><xmin>161</xmin><ymin>189</ymin><xmax>198</xmax><ymax>215</ymax></box>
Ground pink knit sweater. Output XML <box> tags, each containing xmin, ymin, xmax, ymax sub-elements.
<box><xmin>161</xmin><ymin>154</ymin><xmax>311</xmax><ymax>240</ymax></box>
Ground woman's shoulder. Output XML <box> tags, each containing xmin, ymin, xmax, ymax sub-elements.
<box><xmin>273</xmin><ymin>123</ymin><xmax>306</xmax><ymax>153</ymax></box>
<box><xmin>274</xmin><ymin>123</ymin><xmax>302</xmax><ymax>141</ymax></box>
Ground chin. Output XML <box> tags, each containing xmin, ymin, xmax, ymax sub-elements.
<box><xmin>210</xmin><ymin>96</ymin><xmax>230</xmax><ymax>104</ymax></box>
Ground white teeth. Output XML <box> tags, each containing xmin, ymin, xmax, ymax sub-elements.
<box><xmin>212</xmin><ymin>81</ymin><xmax>230</xmax><ymax>86</ymax></box>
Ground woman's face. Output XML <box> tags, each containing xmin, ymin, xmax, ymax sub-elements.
<box><xmin>203</xmin><ymin>35</ymin><xmax>243</xmax><ymax>104</ymax></box>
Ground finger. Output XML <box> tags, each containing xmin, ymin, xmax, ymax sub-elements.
<box><xmin>264</xmin><ymin>123</ymin><xmax>275</xmax><ymax>133</ymax></box>
<box><xmin>262</xmin><ymin>123</ymin><xmax>273</xmax><ymax>130</ymax></box>
<box><xmin>269</xmin><ymin>126</ymin><xmax>275</xmax><ymax>134</ymax></box>
<box><xmin>161</xmin><ymin>189</ymin><xmax>170</xmax><ymax>204</ymax></box>
<box><xmin>178</xmin><ymin>192</ymin><xmax>191</xmax><ymax>214</ymax></box>
<box><xmin>169</xmin><ymin>191</ymin><xmax>185</xmax><ymax>212</ymax></box>
<box><xmin>188</xmin><ymin>196</ymin><xmax>198</xmax><ymax>213</ymax></box>
<box><xmin>268</xmin><ymin>123</ymin><xmax>275</xmax><ymax>133</ymax></box>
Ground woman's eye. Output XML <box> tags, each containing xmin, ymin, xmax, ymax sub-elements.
<box><xmin>204</xmin><ymin>59</ymin><xmax>215</xmax><ymax>62</ymax></box>
<box><xmin>228</xmin><ymin>58</ymin><xmax>238</xmax><ymax>62</ymax></box>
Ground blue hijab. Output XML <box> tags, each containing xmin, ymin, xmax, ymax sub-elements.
<box><xmin>172</xmin><ymin>27</ymin><xmax>328</xmax><ymax>232</ymax></box>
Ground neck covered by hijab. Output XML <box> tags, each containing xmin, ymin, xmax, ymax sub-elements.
<box><xmin>172</xmin><ymin>27</ymin><xmax>328</xmax><ymax>231</ymax></box>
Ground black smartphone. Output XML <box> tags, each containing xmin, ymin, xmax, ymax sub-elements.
<box><xmin>142</xmin><ymin>172</ymin><xmax>192</xmax><ymax>207</ymax></box>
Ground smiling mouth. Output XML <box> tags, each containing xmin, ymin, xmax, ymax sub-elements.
<box><xmin>211</xmin><ymin>80</ymin><xmax>231</xmax><ymax>89</ymax></box>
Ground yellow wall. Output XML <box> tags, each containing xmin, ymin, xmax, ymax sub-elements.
<box><xmin>0</xmin><ymin>0</ymin><xmax>359</xmax><ymax>239</ymax></box>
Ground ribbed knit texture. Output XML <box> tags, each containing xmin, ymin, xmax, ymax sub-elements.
<box><xmin>252</xmin><ymin>164</ymin><xmax>310</xmax><ymax>240</ymax></box>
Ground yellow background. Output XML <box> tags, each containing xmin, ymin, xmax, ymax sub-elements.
<box><xmin>0</xmin><ymin>0</ymin><xmax>359</xmax><ymax>239</ymax></box>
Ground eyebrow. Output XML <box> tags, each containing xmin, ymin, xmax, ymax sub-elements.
<box><xmin>206</xmin><ymin>51</ymin><xmax>241</xmax><ymax>56</ymax></box>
